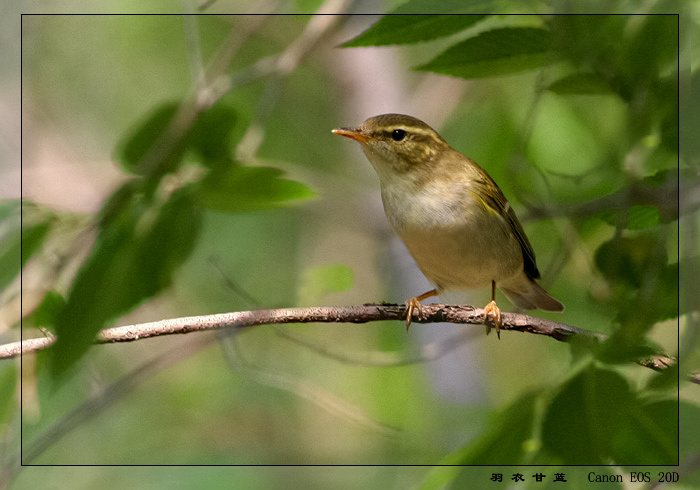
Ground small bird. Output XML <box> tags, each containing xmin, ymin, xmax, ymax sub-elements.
<box><xmin>332</xmin><ymin>114</ymin><xmax>563</xmax><ymax>337</ymax></box>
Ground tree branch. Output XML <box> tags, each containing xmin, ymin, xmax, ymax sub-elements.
<box><xmin>4</xmin><ymin>304</ymin><xmax>687</xmax><ymax>382</ymax></box>
<box><xmin>523</xmin><ymin>175</ymin><xmax>696</xmax><ymax>223</ymax></box>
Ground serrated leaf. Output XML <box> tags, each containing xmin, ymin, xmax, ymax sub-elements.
<box><xmin>50</xmin><ymin>188</ymin><xmax>201</xmax><ymax>378</ymax></box>
<box><xmin>196</xmin><ymin>165</ymin><xmax>316</xmax><ymax>212</ymax></box>
<box><xmin>342</xmin><ymin>14</ymin><xmax>487</xmax><ymax>47</ymax></box>
<box><xmin>542</xmin><ymin>364</ymin><xmax>634</xmax><ymax>464</ymax></box>
<box><xmin>415</xmin><ymin>27</ymin><xmax>554</xmax><ymax>79</ymax></box>
<box><xmin>547</xmin><ymin>72</ymin><xmax>614</xmax><ymax>95</ymax></box>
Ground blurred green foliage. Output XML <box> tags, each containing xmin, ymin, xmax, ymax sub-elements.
<box><xmin>5</xmin><ymin>5</ymin><xmax>695</xmax><ymax>488</ymax></box>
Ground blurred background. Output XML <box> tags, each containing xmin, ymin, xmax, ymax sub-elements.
<box><xmin>2</xmin><ymin>2</ymin><xmax>696</xmax><ymax>489</ymax></box>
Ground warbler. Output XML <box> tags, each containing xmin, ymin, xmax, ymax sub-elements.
<box><xmin>332</xmin><ymin>114</ymin><xmax>563</xmax><ymax>337</ymax></box>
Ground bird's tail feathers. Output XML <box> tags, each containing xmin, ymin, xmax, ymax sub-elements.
<box><xmin>501</xmin><ymin>278</ymin><xmax>564</xmax><ymax>312</ymax></box>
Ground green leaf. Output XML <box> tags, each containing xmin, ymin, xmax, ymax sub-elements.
<box><xmin>0</xmin><ymin>208</ymin><xmax>21</xmax><ymax>293</ymax></box>
<box><xmin>654</xmin><ymin>261</ymin><xmax>680</xmax><ymax>322</ymax></box>
<box><xmin>437</xmin><ymin>391</ymin><xmax>539</xmax><ymax>465</ymax></box>
<box><xmin>0</xmin><ymin>201</ymin><xmax>53</xmax><ymax>292</ymax></box>
<box><xmin>116</xmin><ymin>101</ymin><xmax>238</xmax><ymax>175</ymax></box>
<box><xmin>196</xmin><ymin>165</ymin><xmax>316</xmax><ymax>212</ymax></box>
<box><xmin>136</xmin><ymin>188</ymin><xmax>201</xmax><ymax>293</ymax></box>
<box><xmin>594</xmin><ymin>235</ymin><xmax>658</xmax><ymax>289</ymax></box>
<box><xmin>341</xmin><ymin>14</ymin><xmax>487</xmax><ymax>47</ymax></box>
<box><xmin>21</xmin><ymin>204</ymin><xmax>52</xmax><ymax>253</ymax></box>
<box><xmin>116</xmin><ymin>101</ymin><xmax>184</xmax><ymax>176</ymax></box>
<box><xmin>547</xmin><ymin>72</ymin><xmax>614</xmax><ymax>95</ymax></box>
<box><xmin>613</xmin><ymin>399</ymin><xmax>678</xmax><ymax>465</ymax></box>
<box><xmin>22</xmin><ymin>221</ymin><xmax>52</xmax><ymax>263</ymax></box>
<box><xmin>542</xmin><ymin>364</ymin><xmax>634</xmax><ymax>464</ymax></box>
<box><xmin>415</xmin><ymin>27</ymin><xmax>554</xmax><ymax>79</ymax></box>
<box><xmin>49</xmin><ymin>187</ymin><xmax>201</xmax><ymax>378</ymax></box>
<box><xmin>29</xmin><ymin>290</ymin><xmax>66</xmax><ymax>330</ymax></box>
<box><xmin>97</xmin><ymin>178</ymin><xmax>142</xmax><ymax>228</ymax></box>
<box><xmin>596</xmin><ymin>205</ymin><xmax>661</xmax><ymax>230</ymax></box>
<box><xmin>680</xmin><ymin>256</ymin><xmax>700</xmax><ymax>317</ymax></box>
<box><xmin>623</xmin><ymin>15</ymin><xmax>678</xmax><ymax>83</ymax></box>
<box><xmin>188</xmin><ymin>103</ymin><xmax>237</xmax><ymax>167</ymax></box>
<box><xmin>593</xmin><ymin>234</ymin><xmax>679</xmax><ymax>341</ymax></box>
<box><xmin>548</xmin><ymin>15</ymin><xmax>627</xmax><ymax>75</ymax></box>
<box><xmin>595</xmin><ymin>332</ymin><xmax>662</xmax><ymax>365</ymax></box>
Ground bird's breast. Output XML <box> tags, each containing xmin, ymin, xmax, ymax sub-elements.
<box><xmin>380</xmin><ymin>182</ymin><xmax>523</xmax><ymax>290</ymax></box>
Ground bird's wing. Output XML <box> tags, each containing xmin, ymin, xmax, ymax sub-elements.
<box><xmin>469</xmin><ymin>164</ymin><xmax>541</xmax><ymax>281</ymax></box>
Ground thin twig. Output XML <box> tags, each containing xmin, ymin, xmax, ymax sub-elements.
<box><xmin>235</xmin><ymin>0</ymin><xmax>352</xmax><ymax>160</ymax></box>
<box><xmin>523</xmin><ymin>175</ymin><xmax>692</xmax><ymax>223</ymax></box>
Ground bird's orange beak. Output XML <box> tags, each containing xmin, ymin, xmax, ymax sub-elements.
<box><xmin>332</xmin><ymin>127</ymin><xmax>370</xmax><ymax>143</ymax></box>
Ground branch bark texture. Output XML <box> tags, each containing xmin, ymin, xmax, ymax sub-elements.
<box><xmin>1</xmin><ymin>303</ymin><xmax>612</xmax><ymax>359</ymax></box>
<box><xmin>4</xmin><ymin>303</ymin><xmax>687</xmax><ymax>380</ymax></box>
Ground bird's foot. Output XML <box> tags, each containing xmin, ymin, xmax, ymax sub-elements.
<box><xmin>483</xmin><ymin>300</ymin><xmax>502</xmax><ymax>339</ymax></box>
<box><xmin>404</xmin><ymin>289</ymin><xmax>438</xmax><ymax>332</ymax></box>
<box><xmin>405</xmin><ymin>297</ymin><xmax>422</xmax><ymax>332</ymax></box>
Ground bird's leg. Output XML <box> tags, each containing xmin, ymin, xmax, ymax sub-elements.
<box><xmin>483</xmin><ymin>280</ymin><xmax>502</xmax><ymax>339</ymax></box>
<box><xmin>405</xmin><ymin>289</ymin><xmax>438</xmax><ymax>332</ymax></box>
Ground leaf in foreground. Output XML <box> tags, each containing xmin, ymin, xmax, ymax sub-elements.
<box><xmin>196</xmin><ymin>165</ymin><xmax>316</xmax><ymax>212</ymax></box>
<box><xmin>416</xmin><ymin>27</ymin><xmax>554</xmax><ymax>79</ymax></box>
<box><xmin>49</xmin><ymin>188</ymin><xmax>201</xmax><ymax>378</ymax></box>
<box><xmin>342</xmin><ymin>14</ymin><xmax>487</xmax><ymax>47</ymax></box>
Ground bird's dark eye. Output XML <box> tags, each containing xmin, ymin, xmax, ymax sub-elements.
<box><xmin>392</xmin><ymin>129</ymin><xmax>406</xmax><ymax>141</ymax></box>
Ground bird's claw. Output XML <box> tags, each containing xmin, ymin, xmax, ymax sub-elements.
<box><xmin>405</xmin><ymin>297</ymin><xmax>423</xmax><ymax>332</ymax></box>
<box><xmin>483</xmin><ymin>300</ymin><xmax>502</xmax><ymax>339</ymax></box>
